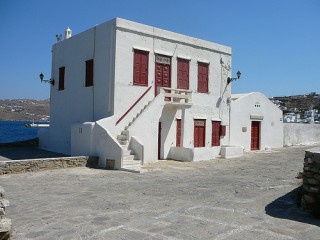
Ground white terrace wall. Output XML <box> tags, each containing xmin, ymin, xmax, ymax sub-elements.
<box><xmin>43</xmin><ymin>19</ymin><xmax>116</xmax><ymax>155</ymax></box>
<box><xmin>284</xmin><ymin>123</ymin><xmax>320</xmax><ymax>146</ymax></box>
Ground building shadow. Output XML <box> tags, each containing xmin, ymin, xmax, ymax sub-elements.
<box><xmin>0</xmin><ymin>138</ymin><xmax>69</xmax><ymax>160</ymax></box>
<box><xmin>265</xmin><ymin>186</ymin><xmax>320</xmax><ymax>227</ymax></box>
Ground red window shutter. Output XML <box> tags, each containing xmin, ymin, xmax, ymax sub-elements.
<box><xmin>199</xmin><ymin>125</ymin><xmax>205</xmax><ymax>147</ymax></box>
<box><xmin>133</xmin><ymin>50</ymin><xmax>149</xmax><ymax>86</ymax></box>
<box><xmin>198</xmin><ymin>62</ymin><xmax>208</xmax><ymax>93</ymax></box>
<box><xmin>212</xmin><ymin>121</ymin><xmax>221</xmax><ymax>146</ymax></box>
<box><xmin>85</xmin><ymin>59</ymin><xmax>94</xmax><ymax>87</ymax></box>
<box><xmin>194</xmin><ymin>120</ymin><xmax>206</xmax><ymax>147</ymax></box>
<box><xmin>58</xmin><ymin>67</ymin><xmax>65</xmax><ymax>91</ymax></box>
<box><xmin>177</xmin><ymin>58</ymin><xmax>189</xmax><ymax>90</ymax></box>
<box><xmin>176</xmin><ymin>119</ymin><xmax>181</xmax><ymax>147</ymax></box>
<box><xmin>194</xmin><ymin>125</ymin><xmax>199</xmax><ymax>147</ymax></box>
<box><xmin>220</xmin><ymin>125</ymin><xmax>226</xmax><ymax>137</ymax></box>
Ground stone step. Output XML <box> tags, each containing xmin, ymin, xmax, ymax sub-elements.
<box><xmin>121</xmin><ymin>130</ymin><xmax>129</xmax><ymax>136</ymax></box>
<box><xmin>117</xmin><ymin>134</ymin><xmax>128</xmax><ymax>141</ymax></box>
<box><xmin>123</xmin><ymin>155</ymin><xmax>135</xmax><ymax>161</ymax></box>
<box><xmin>121</xmin><ymin>159</ymin><xmax>142</xmax><ymax>173</ymax></box>
<box><xmin>123</xmin><ymin>162</ymin><xmax>141</xmax><ymax>168</ymax></box>
<box><xmin>122</xmin><ymin>149</ymin><xmax>131</xmax><ymax>155</ymax></box>
<box><xmin>118</xmin><ymin>140</ymin><xmax>129</xmax><ymax>145</ymax></box>
<box><xmin>121</xmin><ymin>167</ymin><xmax>143</xmax><ymax>173</ymax></box>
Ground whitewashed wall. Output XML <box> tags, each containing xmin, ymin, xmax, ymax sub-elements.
<box><xmin>41</xmin><ymin>20</ymin><xmax>116</xmax><ymax>154</ymax></box>
<box><xmin>113</xmin><ymin>18</ymin><xmax>232</xmax><ymax>162</ymax></box>
<box><xmin>230</xmin><ymin>92</ymin><xmax>283</xmax><ymax>151</ymax></box>
<box><xmin>41</xmin><ymin>17</ymin><xmax>233</xmax><ymax>164</ymax></box>
<box><xmin>284</xmin><ymin>123</ymin><xmax>320</xmax><ymax>146</ymax></box>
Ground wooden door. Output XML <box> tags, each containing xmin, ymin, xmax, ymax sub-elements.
<box><xmin>194</xmin><ymin>120</ymin><xmax>206</xmax><ymax>147</ymax></box>
<box><xmin>176</xmin><ymin>119</ymin><xmax>181</xmax><ymax>147</ymax></box>
<box><xmin>177</xmin><ymin>58</ymin><xmax>189</xmax><ymax>89</ymax></box>
<box><xmin>251</xmin><ymin>121</ymin><xmax>260</xmax><ymax>150</ymax></box>
<box><xmin>155</xmin><ymin>55</ymin><xmax>171</xmax><ymax>96</ymax></box>
<box><xmin>197</xmin><ymin>62</ymin><xmax>208</xmax><ymax>93</ymax></box>
<box><xmin>212</xmin><ymin>121</ymin><xmax>221</xmax><ymax>146</ymax></box>
<box><xmin>158</xmin><ymin>122</ymin><xmax>162</xmax><ymax>159</ymax></box>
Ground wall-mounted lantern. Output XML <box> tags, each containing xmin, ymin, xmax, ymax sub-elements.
<box><xmin>227</xmin><ymin>71</ymin><xmax>241</xmax><ymax>85</ymax></box>
<box><xmin>39</xmin><ymin>72</ymin><xmax>55</xmax><ymax>86</ymax></box>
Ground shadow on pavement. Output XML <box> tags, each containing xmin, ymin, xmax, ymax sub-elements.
<box><xmin>265</xmin><ymin>187</ymin><xmax>320</xmax><ymax>227</ymax></box>
<box><xmin>0</xmin><ymin>138</ymin><xmax>69</xmax><ymax>160</ymax></box>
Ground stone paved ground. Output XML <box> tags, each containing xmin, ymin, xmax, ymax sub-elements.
<box><xmin>1</xmin><ymin>145</ymin><xmax>320</xmax><ymax>240</ymax></box>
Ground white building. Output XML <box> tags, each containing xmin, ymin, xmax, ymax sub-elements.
<box><xmin>283</xmin><ymin>113</ymin><xmax>300</xmax><ymax>123</ymax></box>
<box><xmin>39</xmin><ymin>18</ymin><xmax>234</xmax><ymax>171</ymax></box>
<box><xmin>229</xmin><ymin>92</ymin><xmax>283</xmax><ymax>151</ymax></box>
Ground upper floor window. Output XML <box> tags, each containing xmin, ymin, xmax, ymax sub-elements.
<box><xmin>85</xmin><ymin>59</ymin><xmax>94</xmax><ymax>87</ymax></box>
<box><xmin>177</xmin><ymin>58</ymin><xmax>189</xmax><ymax>90</ymax></box>
<box><xmin>58</xmin><ymin>67</ymin><xmax>65</xmax><ymax>91</ymax></box>
<box><xmin>133</xmin><ymin>49</ymin><xmax>149</xmax><ymax>86</ymax></box>
<box><xmin>198</xmin><ymin>62</ymin><xmax>209</xmax><ymax>93</ymax></box>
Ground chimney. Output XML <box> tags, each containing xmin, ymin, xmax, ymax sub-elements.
<box><xmin>65</xmin><ymin>27</ymin><xmax>72</xmax><ymax>39</ymax></box>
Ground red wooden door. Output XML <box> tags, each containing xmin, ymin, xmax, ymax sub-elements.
<box><xmin>176</xmin><ymin>119</ymin><xmax>181</xmax><ymax>147</ymax></box>
<box><xmin>251</xmin><ymin>121</ymin><xmax>260</xmax><ymax>150</ymax></box>
<box><xmin>177</xmin><ymin>58</ymin><xmax>189</xmax><ymax>89</ymax></box>
<box><xmin>212</xmin><ymin>121</ymin><xmax>221</xmax><ymax>146</ymax></box>
<box><xmin>158</xmin><ymin>122</ymin><xmax>162</xmax><ymax>159</ymax></box>
<box><xmin>197</xmin><ymin>62</ymin><xmax>208</xmax><ymax>93</ymax></box>
<box><xmin>155</xmin><ymin>55</ymin><xmax>171</xmax><ymax>96</ymax></box>
<box><xmin>133</xmin><ymin>50</ymin><xmax>149</xmax><ymax>86</ymax></box>
<box><xmin>194</xmin><ymin>120</ymin><xmax>205</xmax><ymax>147</ymax></box>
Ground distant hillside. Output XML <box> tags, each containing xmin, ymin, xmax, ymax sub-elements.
<box><xmin>0</xmin><ymin>99</ymin><xmax>50</xmax><ymax>122</ymax></box>
<box><xmin>271</xmin><ymin>92</ymin><xmax>320</xmax><ymax>116</ymax></box>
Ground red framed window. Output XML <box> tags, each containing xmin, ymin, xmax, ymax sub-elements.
<box><xmin>133</xmin><ymin>49</ymin><xmax>149</xmax><ymax>86</ymax></box>
<box><xmin>85</xmin><ymin>59</ymin><xmax>94</xmax><ymax>87</ymax></box>
<box><xmin>194</xmin><ymin>119</ymin><xmax>206</xmax><ymax>147</ymax></box>
<box><xmin>177</xmin><ymin>58</ymin><xmax>189</xmax><ymax>90</ymax></box>
<box><xmin>198</xmin><ymin>62</ymin><xmax>209</xmax><ymax>93</ymax></box>
<box><xmin>58</xmin><ymin>67</ymin><xmax>65</xmax><ymax>91</ymax></box>
<box><xmin>212</xmin><ymin>121</ymin><xmax>221</xmax><ymax>146</ymax></box>
<box><xmin>220</xmin><ymin>125</ymin><xmax>226</xmax><ymax>137</ymax></box>
<box><xmin>176</xmin><ymin>119</ymin><xmax>181</xmax><ymax>147</ymax></box>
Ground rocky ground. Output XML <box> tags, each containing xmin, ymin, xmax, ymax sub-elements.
<box><xmin>0</xmin><ymin>99</ymin><xmax>49</xmax><ymax>122</ymax></box>
<box><xmin>0</xmin><ymin>145</ymin><xmax>320</xmax><ymax>239</ymax></box>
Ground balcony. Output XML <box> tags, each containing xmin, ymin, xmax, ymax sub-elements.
<box><xmin>161</xmin><ymin>87</ymin><xmax>192</xmax><ymax>107</ymax></box>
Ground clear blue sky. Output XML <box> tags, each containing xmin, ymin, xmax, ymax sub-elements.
<box><xmin>1</xmin><ymin>0</ymin><xmax>319</xmax><ymax>100</ymax></box>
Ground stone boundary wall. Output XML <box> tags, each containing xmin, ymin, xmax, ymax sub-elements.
<box><xmin>0</xmin><ymin>156</ymin><xmax>98</xmax><ymax>175</ymax></box>
<box><xmin>0</xmin><ymin>186</ymin><xmax>12</xmax><ymax>239</ymax></box>
<box><xmin>284</xmin><ymin>123</ymin><xmax>320</xmax><ymax>146</ymax></box>
<box><xmin>301</xmin><ymin>148</ymin><xmax>320</xmax><ymax>218</ymax></box>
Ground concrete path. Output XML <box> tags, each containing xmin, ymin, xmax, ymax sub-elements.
<box><xmin>1</xmin><ymin>145</ymin><xmax>320</xmax><ymax>239</ymax></box>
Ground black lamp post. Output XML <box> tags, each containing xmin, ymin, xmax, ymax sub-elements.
<box><xmin>227</xmin><ymin>71</ymin><xmax>241</xmax><ymax>85</ymax></box>
<box><xmin>39</xmin><ymin>72</ymin><xmax>55</xmax><ymax>86</ymax></box>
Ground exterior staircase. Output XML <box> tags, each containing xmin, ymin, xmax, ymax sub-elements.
<box><xmin>116</xmin><ymin>101</ymin><xmax>152</xmax><ymax>173</ymax></box>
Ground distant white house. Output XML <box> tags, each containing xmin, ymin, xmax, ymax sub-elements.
<box><xmin>229</xmin><ymin>92</ymin><xmax>283</xmax><ymax>151</ymax></box>
<box><xmin>284</xmin><ymin>113</ymin><xmax>300</xmax><ymax>123</ymax></box>
<box><xmin>39</xmin><ymin>18</ymin><xmax>234</xmax><ymax>171</ymax></box>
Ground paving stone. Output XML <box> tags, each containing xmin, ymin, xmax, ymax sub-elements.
<box><xmin>0</xmin><ymin>145</ymin><xmax>320</xmax><ymax>240</ymax></box>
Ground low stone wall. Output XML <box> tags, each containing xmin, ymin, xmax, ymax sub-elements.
<box><xmin>284</xmin><ymin>123</ymin><xmax>320</xmax><ymax>146</ymax></box>
<box><xmin>0</xmin><ymin>186</ymin><xmax>12</xmax><ymax>239</ymax></box>
<box><xmin>301</xmin><ymin>148</ymin><xmax>320</xmax><ymax>218</ymax></box>
<box><xmin>0</xmin><ymin>156</ymin><xmax>99</xmax><ymax>175</ymax></box>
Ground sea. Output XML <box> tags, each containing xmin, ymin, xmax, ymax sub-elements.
<box><xmin>0</xmin><ymin>121</ymin><xmax>45</xmax><ymax>143</ymax></box>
